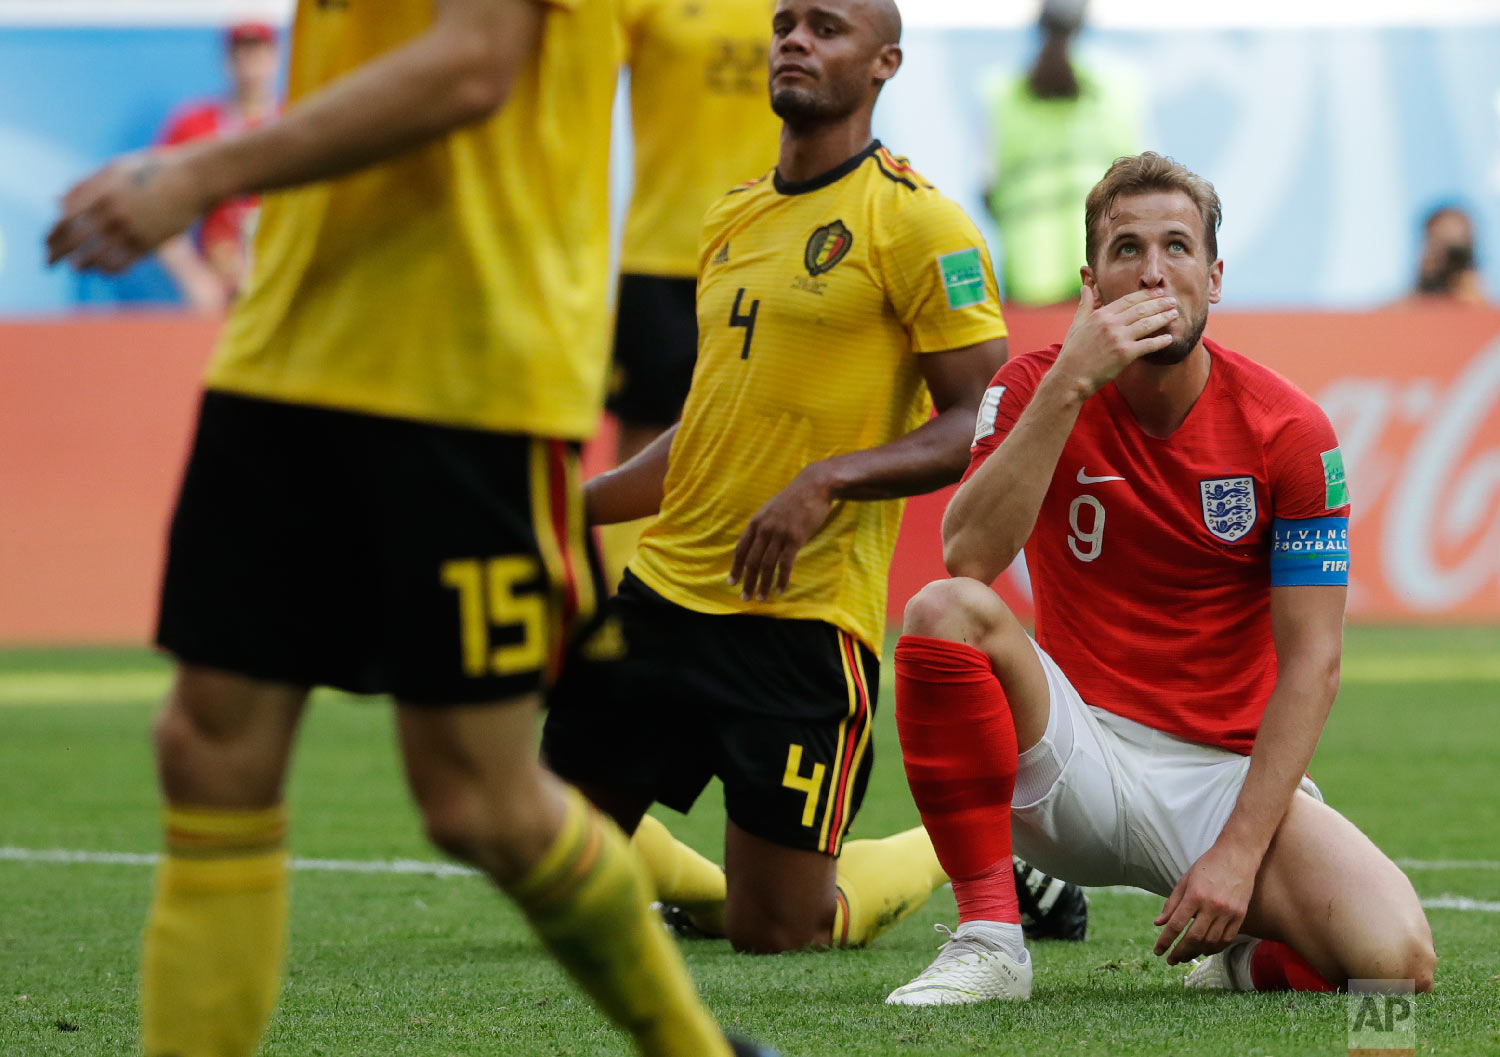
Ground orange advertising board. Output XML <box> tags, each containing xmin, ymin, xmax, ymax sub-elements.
<box><xmin>1</xmin><ymin>316</ymin><xmax>208</xmax><ymax>645</ymax></box>
<box><xmin>2</xmin><ymin>309</ymin><xmax>1498</xmax><ymax>644</ymax></box>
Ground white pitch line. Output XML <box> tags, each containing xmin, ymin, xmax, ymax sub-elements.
<box><xmin>4</xmin><ymin>847</ymin><xmax>1497</xmax><ymax>912</ymax></box>
<box><xmin>1095</xmin><ymin>884</ymin><xmax>1500</xmax><ymax>914</ymax></box>
<box><xmin>0</xmin><ymin>846</ymin><xmax>480</xmax><ymax>879</ymax></box>
<box><xmin>0</xmin><ymin>847</ymin><xmax>160</xmax><ymax>867</ymax></box>
<box><xmin>1422</xmin><ymin>895</ymin><xmax>1500</xmax><ymax>913</ymax></box>
<box><xmin>1396</xmin><ymin>859</ymin><xmax>1500</xmax><ymax>871</ymax></box>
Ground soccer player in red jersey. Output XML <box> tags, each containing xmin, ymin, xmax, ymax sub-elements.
<box><xmin>884</xmin><ymin>153</ymin><xmax>1435</xmax><ymax>1005</ymax></box>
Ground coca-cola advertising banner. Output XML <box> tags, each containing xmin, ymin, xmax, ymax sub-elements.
<box><xmin>889</xmin><ymin>306</ymin><xmax>1500</xmax><ymax>626</ymax></box>
<box><xmin>1</xmin><ymin>310</ymin><xmax>1498</xmax><ymax>644</ymax></box>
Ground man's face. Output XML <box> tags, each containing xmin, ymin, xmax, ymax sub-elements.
<box><xmin>1419</xmin><ymin>210</ymin><xmax>1475</xmax><ymax>289</ymax></box>
<box><xmin>228</xmin><ymin>40</ymin><xmax>277</xmax><ymax>98</ymax></box>
<box><xmin>1083</xmin><ymin>190</ymin><xmax>1222</xmax><ymax>366</ymax></box>
<box><xmin>768</xmin><ymin>0</ymin><xmax>898</xmax><ymax>132</ymax></box>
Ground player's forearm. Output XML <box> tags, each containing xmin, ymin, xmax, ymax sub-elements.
<box><xmin>584</xmin><ymin>424</ymin><xmax>678</xmax><ymax>525</ymax></box>
<box><xmin>1219</xmin><ymin>644</ymin><xmax>1341</xmax><ymax>856</ymax></box>
<box><xmin>179</xmin><ymin>12</ymin><xmax>537</xmax><ymax>203</ymax></box>
<box><xmin>811</xmin><ymin>403</ymin><xmax>979</xmax><ymax>503</ymax></box>
<box><xmin>942</xmin><ymin>371</ymin><xmax>1086</xmax><ymax>582</ymax></box>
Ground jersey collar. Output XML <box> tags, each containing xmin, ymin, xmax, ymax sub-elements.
<box><xmin>773</xmin><ymin>140</ymin><xmax>881</xmax><ymax>196</ymax></box>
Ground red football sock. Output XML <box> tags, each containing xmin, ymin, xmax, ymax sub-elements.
<box><xmin>1249</xmin><ymin>940</ymin><xmax>1337</xmax><ymax>992</ymax></box>
<box><xmin>894</xmin><ymin>634</ymin><xmax>1019</xmax><ymax>925</ymax></box>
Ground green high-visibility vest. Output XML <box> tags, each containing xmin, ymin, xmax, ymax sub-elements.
<box><xmin>988</xmin><ymin>68</ymin><xmax>1140</xmax><ymax>306</ymax></box>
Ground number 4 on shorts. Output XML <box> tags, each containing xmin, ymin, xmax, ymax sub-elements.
<box><xmin>782</xmin><ymin>744</ymin><xmax>826</xmax><ymax>828</ymax></box>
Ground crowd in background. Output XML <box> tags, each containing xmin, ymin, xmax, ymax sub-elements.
<box><xmin>152</xmin><ymin>4</ymin><xmax>1493</xmax><ymax>317</ymax></box>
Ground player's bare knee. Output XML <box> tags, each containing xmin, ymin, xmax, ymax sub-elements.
<box><xmin>152</xmin><ymin>696</ymin><xmax>240</xmax><ymax>796</ymax></box>
<box><xmin>726</xmin><ymin>914</ymin><xmax>829</xmax><ymax>955</ymax></box>
<box><xmin>1391</xmin><ymin>917</ymin><xmax>1436</xmax><ymax>993</ymax></box>
<box><xmin>1373</xmin><ymin>872</ymin><xmax>1436</xmax><ymax>991</ymax></box>
<box><xmin>1342</xmin><ymin>904</ymin><xmax>1436</xmax><ymax>992</ymax></box>
<box><xmin>903</xmin><ymin>577</ymin><xmax>1011</xmax><ymax>643</ymax></box>
<box><xmin>1409</xmin><ymin>936</ymin><xmax>1436</xmax><ymax>994</ymax></box>
<box><xmin>414</xmin><ymin>784</ymin><xmax>483</xmax><ymax>864</ymax></box>
<box><xmin>416</xmin><ymin>769</ymin><xmax>558</xmax><ymax>884</ymax></box>
<box><xmin>151</xmin><ymin>701</ymin><xmax>201</xmax><ymax>778</ymax></box>
<box><xmin>723</xmin><ymin>877</ymin><xmax>833</xmax><ymax>954</ymax></box>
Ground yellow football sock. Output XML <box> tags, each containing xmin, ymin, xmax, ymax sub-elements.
<box><xmin>508</xmin><ymin>789</ymin><xmax>730</xmax><ymax>1057</ymax></box>
<box><xmin>141</xmin><ymin>804</ymin><xmax>289</xmax><ymax>1057</ymax></box>
<box><xmin>631</xmin><ymin>815</ymin><xmax>727</xmax><ymax>937</ymax></box>
<box><xmin>832</xmin><ymin>826</ymin><xmax>948</xmax><ymax>948</ymax></box>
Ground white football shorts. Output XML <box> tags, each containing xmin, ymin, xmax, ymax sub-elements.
<box><xmin>1009</xmin><ymin>637</ymin><xmax>1323</xmax><ymax>898</ymax></box>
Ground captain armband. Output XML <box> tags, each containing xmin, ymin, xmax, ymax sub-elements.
<box><xmin>1269</xmin><ymin>517</ymin><xmax>1349</xmax><ymax>586</ymax></box>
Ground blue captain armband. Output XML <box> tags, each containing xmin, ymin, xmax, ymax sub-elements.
<box><xmin>1270</xmin><ymin>517</ymin><xmax>1350</xmax><ymax>586</ymax></box>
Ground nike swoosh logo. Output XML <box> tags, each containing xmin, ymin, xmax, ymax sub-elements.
<box><xmin>1077</xmin><ymin>469</ymin><xmax>1126</xmax><ymax>484</ymax></box>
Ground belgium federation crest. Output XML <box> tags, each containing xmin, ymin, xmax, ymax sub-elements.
<box><xmin>1199</xmin><ymin>476</ymin><xmax>1257</xmax><ymax>542</ymax></box>
<box><xmin>805</xmin><ymin>220</ymin><xmax>853</xmax><ymax>276</ymax></box>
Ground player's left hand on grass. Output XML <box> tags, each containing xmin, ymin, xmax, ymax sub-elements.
<box><xmin>729</xmin><ymin>464</ymin><xmax>836</xmax><ymax>602</ymax></box>
<box><xmin>1152</xmin><ymin>839</ymin><xmax>1260</xmax><ymax>965</ymax></box>
<box><xmin>47</xmin><ymin>149</ymin><xmax>212</xmax><ymax>273</ymax></box>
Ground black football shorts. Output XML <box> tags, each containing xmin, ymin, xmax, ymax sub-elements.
<box><xmin>605</xmin><ymin>273</ymin><xmax>698</xmax><ymax>428</ymax></box>
<box><xmin>157</xmin><ymin>390</ymin><xmax>601</xmax><ymax>704</ymax></box>
<box><xmin>542</xmin><ymin>570</ymin><xmax>879</xmax><ymax>855</ymax></box>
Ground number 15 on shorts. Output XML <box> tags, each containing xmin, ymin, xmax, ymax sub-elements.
<box><xmin>441</xmin><ymin>557</ymin><xmax>547</xmax><ymax>677</ymax></box>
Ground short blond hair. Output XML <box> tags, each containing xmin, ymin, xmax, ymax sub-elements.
<box><xmin>1084</xmin><ymin>152</ymin><xmax>1222</xmax><ymax>267</ymax></box>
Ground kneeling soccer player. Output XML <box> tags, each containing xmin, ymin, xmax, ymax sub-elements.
<box><xmin>884</xmin><ymin>152</ymin><xmax>1435</xmax><ymax>1005</ymax></box>
<box><xmin>546</xmin><ymin>0</ymin><xmax>1092</xmax><ymax>956</ymax></box>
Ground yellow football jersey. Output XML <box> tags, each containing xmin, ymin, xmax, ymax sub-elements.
<box><xmin>630</xmin><ymin>143</ymin><xmax>1007</xmax><ymax>651</ymax></box>
<box><xmin>616</xmin><ymin>0</ymin><xmax>781</xmax><ymax>278</ymax></box>
<box><xmin>207</xmin><ymin>0</ymin><xmax>619</xmax><ymax>438</ymax></box>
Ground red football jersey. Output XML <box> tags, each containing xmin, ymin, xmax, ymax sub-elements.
<box><xmin>158</xmin><ymin>101</ymin><xmax>276</xmax><ymax>270</ymax></box>
<box><xmin>964</xmin><ymin>339</ymin><xmax>1350</xmax><ymax>754</ymax></box>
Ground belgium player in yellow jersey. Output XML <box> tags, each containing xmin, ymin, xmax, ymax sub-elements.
<box><xmin>48</xmin><ymin>4</ymin><xmax>769</xmax><ymax>1057</ymax></box>
<box><xmin>546</xmin><ymin>0</ymin><xmax>1007</xmax><ymax>954</ymax></box>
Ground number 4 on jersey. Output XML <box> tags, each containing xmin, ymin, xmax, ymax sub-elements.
<box><xmin>730</xmin><ymin>287</ymin><xmax>759</xmax><ymax>359</ymax></box>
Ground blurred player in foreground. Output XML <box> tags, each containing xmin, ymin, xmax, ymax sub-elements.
<box><xmin>48</xmin><ymin>3</ymin><xmax>768</xmax><ymax>1056</ymax></box>
<box><xmin>885</xmin><ymin>152</ymin><xmax>1436</xmax><ymax>1005</ymax></box>
<box><xmin>156</xmin><ymin>21</ymin><xmax>281</xmax><ymax>312</ymax></box>
<box><xmin>544</xmin><ymin>0</ymin><xmax>1018</xmax><ymax>955</ymax></box>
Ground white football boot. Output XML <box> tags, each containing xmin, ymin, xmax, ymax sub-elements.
<box><xmin>885</xmin><ymin>922</ymin><xmax>1033</xmax><ymax>1006</ymax></box>
<box><xmin>1184</xmin><ymin>935</ymin><xmax>1259</xmax><ymax>990</ymax></box>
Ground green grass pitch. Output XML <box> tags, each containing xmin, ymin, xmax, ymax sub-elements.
<box><xmin>2</xmin><ymin>628</ymin><xmax>1497</xmax><ymax>1056</ymax></box>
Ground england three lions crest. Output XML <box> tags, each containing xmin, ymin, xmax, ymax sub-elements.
<box><xmin>1199</xmin><ymin>476</ymin><xmax>1257</xmax><ymax>542</ymax></box>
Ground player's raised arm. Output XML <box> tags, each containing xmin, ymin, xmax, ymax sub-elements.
<box><xmin>942</xmin><ymin>285</ymin><xmax>1178</xmax><ymax>582</ymax></box>
<box><xmin>48</xmin><ymin>0</ymin><xmax>547</xmax><ymax>273</ymax></box>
